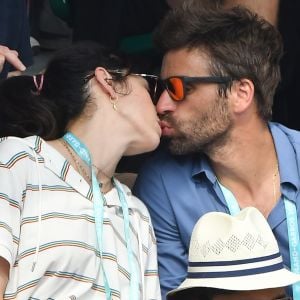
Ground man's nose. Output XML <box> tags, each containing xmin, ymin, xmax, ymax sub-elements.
<box><xmin>156</xmin><ymin>90</ymin><xmax>177</xmax><ymax>115</ymax></box>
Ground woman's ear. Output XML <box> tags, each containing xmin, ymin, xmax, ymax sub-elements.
<box><xmin>94</xmin><ymin>67</ymin><xmax>117</xmax><ymax>98</ymax></box>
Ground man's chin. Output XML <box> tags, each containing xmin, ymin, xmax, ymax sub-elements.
<box><xmin>164</xmin><ymin>136</ymin><xmax>206</xmax><ymax>155</ymax></box>
<box><xmin>168</xmin><ymin>138</ymin><xmax>194</xmax><ymax>155</ymax></box>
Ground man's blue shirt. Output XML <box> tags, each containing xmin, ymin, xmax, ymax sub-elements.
<box><xmin>133</xmin><ymin>122</ymin><xmax>300</xmax><ymax>299</ymax></box>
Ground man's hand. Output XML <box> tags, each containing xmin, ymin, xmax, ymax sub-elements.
<box><xmin>0</xmin><ymin>45</ymin><xmax>26</xmax><ymax>74</ymax></box>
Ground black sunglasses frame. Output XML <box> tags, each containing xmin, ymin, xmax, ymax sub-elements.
<box><xmin>84</xmin><ymin>70</ymin><xmax>158</xmax><ymax>97</ymax></box>
<box><xmin>160</xmin><ymin>75</ymin><xmax>233</xmax><ymax>102</ymax></box>
<box><xmin>107</xmin><ymin>70</ymin><xmax>160</xmax><ymax>99</ymax></box>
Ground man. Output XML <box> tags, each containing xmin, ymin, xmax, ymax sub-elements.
<box><xmin>167</xmin><ymin>207</ymin><xmax>298</xmax><ymax>300</ymax></box>
<box><xmin>133</xmin><ymin>3</ymin><xmax>300</xmax><ymax>299</ymax></box>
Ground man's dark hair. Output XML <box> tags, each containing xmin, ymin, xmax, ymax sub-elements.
<box><xmin>154</xmin><ymin>4</ymin><xmax>283</xmax><ymax>120</ymax></box>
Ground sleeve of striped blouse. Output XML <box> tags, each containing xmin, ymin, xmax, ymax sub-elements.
<box><xmin>0</xmin><ymin>140</ymin><xmax>27</xmax><ymax>267</ymax></box>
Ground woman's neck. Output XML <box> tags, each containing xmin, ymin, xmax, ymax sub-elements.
<box><xmin>66</xmin><ymin>126</ymin><xmax>123</xmax><ymax>181</ymax></box>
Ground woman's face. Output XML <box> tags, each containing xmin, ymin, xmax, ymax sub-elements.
<box><xmin>119</xmin><ymin>74</ymin><xmax>161</xmax><ymax>155</ymax></box>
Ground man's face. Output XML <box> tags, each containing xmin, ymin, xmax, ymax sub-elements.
<box><xmin>157</xmin><ymin>48</ymin><xmax>233</xmax><ymax>155</ymax></box>
<box><xmin>212</xmin><ymin>287</ymin><xmax>289</xmax><ymax>300</ymax></box>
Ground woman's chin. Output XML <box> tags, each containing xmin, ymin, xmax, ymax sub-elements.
<box><xmin>124</xmin><ymin>136</ymin><xmax>161</xmax><ymax>156</ymax></box>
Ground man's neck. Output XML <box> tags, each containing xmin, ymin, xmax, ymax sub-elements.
<box><xmin>208</xmin><ymin>122</ymin><xmax>279</xmax><ymax>217</ymax></box>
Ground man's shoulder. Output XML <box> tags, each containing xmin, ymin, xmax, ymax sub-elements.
<box><xmin>271</xmin><ymin>122</ymin><xmax>300</xmax><ymax>145</ymax></box>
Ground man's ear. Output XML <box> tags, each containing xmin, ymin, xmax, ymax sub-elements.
<box><xmin>230</xmin><ymin>78</ymin><xmax>255</xmax><ymax>114</ymax></box>
<box><xmin>94</xmin><ymin>67</ymin><xmax>117</xmax><ymax>98</ymax></box>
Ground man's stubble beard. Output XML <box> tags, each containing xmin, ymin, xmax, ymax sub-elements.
<box><xmin>167</xmin><ymin>96</ymin><xmax>232</xmax><ymax>155</ymax></box>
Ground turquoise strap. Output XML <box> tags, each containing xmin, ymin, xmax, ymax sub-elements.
<box><xmin>217</xmin><ymin>181</ymin><xmax>300</xmax><ymax>299</ymax></box>
<box><xmin>284</xmin><ymin>199</ymin><xmax>300</xmax><ymax>299</ymax></box>
<box><xmin>63</xmin><ymin>132</ymin><xmax>140</xmax><ymax>299</ymax></box>
<box><xmin>114</xmin><ymin>180</ymin><xmax>139</xmax><ymax>300</ymax></box>
<box><xmin>91</xmin><ymin>171</ymin><xmax>111</xmax><ymax>300</ymax></box>
<box><xmin>63</xmin><ymin>132</ymin><xmax>111</xmax><ymax>299</ymax></box>
<box><xmin>217</xmin><ymin>181</ymin><xmax>240</xmax><ymax>215</ymax></box>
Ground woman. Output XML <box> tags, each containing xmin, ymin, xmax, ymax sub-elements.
<box><xmin>0</xmin><ymin>43</ymin><xmax>161</xmax><ymax>299</ymax></box>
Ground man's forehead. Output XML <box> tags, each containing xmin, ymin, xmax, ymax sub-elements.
<box><xmin>161</xmin><ymin>48</ymin><xmax>211</xmax><ymax>78</ymax></box>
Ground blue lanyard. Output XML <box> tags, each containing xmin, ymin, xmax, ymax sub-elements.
<box><xmin>217</xmin><ymin>180</ymin><xmax>240</xmax><ymax>216</ymax></box>
<box><xmin>285</xmin><ymin>199</ymin><xmax>300</xmax><ymax>298</ymax></box>
<box><xmin>218</xmin><ymin>181</ymin><xmax>300</xmax><ymax>299</ymax></box>
<box><xmin>63</xmin><ymin>132</ymin><xmax>139</xmax><ymax>300</ymax></box>
<box><xmin>114</xmin><ymin>180</ymin><xmax>139</xmax><ymax>300</ymax></box>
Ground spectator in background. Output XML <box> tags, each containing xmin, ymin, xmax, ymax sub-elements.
<box><xmin>0</xmin><ymin>0</ymin><xmax>32</xmax><ymax>78</ymax></box>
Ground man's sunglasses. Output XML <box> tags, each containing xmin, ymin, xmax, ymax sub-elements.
<box><xmin>131</xmin><ymin>74</ymin><xmax>232</xmax><ymax>104</ymax></box>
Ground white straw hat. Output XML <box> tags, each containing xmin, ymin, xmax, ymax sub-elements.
<box><xmin>167</xmin><ymin>207</ymin><xmax>300</xmax><ymax>299</ymax></box>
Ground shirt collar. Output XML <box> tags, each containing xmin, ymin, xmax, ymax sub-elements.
<box><xmin>269</xmin><ymin>122</ymin><xmax>300</xmax><ymax>199</ymax></box>
<box><xmin>191</xmin><ymin>123</ymin><xmax>300</xmax><ymax>195</ymax></box>
<box><xmin>191</xmin><ymin>153</ymin><xmax>216</xmax><ymax>184</ymax></box>
<box><xmin>23</xmin><ymin>136</ymin><xmax>137</xmax><ymax>208</ymax></box>
<box><xmin>24</xmin><ymin>136</ymin><xmax>93</xmax><ymax>200</ymax></box>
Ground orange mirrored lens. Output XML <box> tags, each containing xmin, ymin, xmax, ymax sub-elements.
<box><xmin>167</xmin><ymin>77</ymin><xmax>184</xmax><ymax>101</ymax></box>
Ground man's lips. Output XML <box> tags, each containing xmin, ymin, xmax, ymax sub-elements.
<box><xmin>159</xmin><ymin>120</ymin><xmax>174</xmax><ymax>136</ymax></box>
<box><xmin>159</xmin><ymin>120</ymin><xmax>171</xmax><ymax>129</ymax></box>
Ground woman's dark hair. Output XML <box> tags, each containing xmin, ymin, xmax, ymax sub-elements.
<box><xmin>154</xmin><ymin>4</ymin><xmax>283</xmax><ymax>121</ymax></box>
<box><xmin>0</xmin><ymin>42</ymin><xmax>131</xmax><ymax>139</ymax></box>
